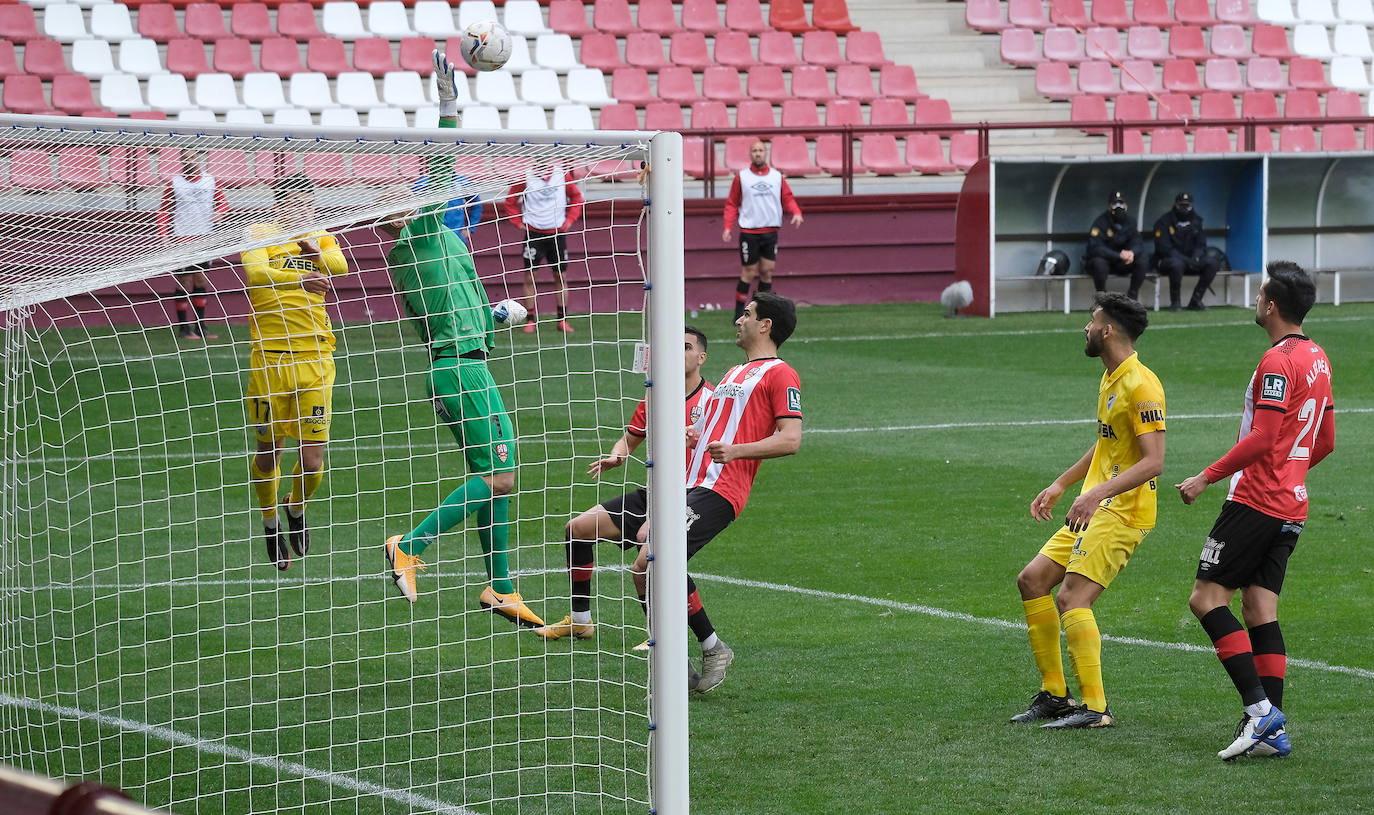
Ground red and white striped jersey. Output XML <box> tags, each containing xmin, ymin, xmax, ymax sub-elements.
<box><xmin>687</xmin><ymin>358</ymin><xmax>802</xmax><ymax>515</ymax></box>
<box><xmin>1206</xmin><ymin>334</ymin><xmax>1334</xmax><ymax>522</ymax></box>
<box><xmin>626</xmin><ymin>378</ymin><xmax>714</xmax><ymax>438</ymax></box>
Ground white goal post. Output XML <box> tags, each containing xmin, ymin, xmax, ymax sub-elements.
<box><xmin>0</xmin><ymin>113</ymin><xmax>688</xmax><ymax>815</ymax></box>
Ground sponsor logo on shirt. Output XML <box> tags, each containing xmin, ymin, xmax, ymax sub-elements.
<box><xmin>1098</xmin><ymin>421</ymin><xmax>1118</xmax><ymax>440</ymax></box>
<box><xmin>1139</xmin><ymin>409</ymin><xmax>1164</xmax><ymax>423</ymax></box>
<box><xmin>1199</xmin><ymin>536</ymin><xmax>1224</xmax><ymax>568</ymax></box>
<box><xmin>1261</xmin><ymin>374</ymin><xmax>1287</xmax><ymax>402</ymax></box>
<box><xmin>786</xmin><ymin>387</ymin><xmax>801</xmax><ymax>413</ymax></box>
<box><xmin>744</xmin><ymin>366</ymin><xmax>762</xmax><ymax>379</ymax></box>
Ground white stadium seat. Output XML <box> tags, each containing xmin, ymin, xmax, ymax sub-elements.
<box><xmin>1333</xmin><ymin>24</ymin><xmax>1374</xmax><ymax>57</ymax></box>
<box><xmin>565</xmin><ymin>68</ymin><xmax>613</xmax><ymax>106</ymax></box>
<box><xmin>320</xmin><ymin>106</ymin><xmax>361</xmax><ymax>127</ymax></box>
<box><xmin>98</xmin><ymin>73</ymin><xmax>146</xmax><ymax>113</ymax></box>
<box><xmin>194</xmin><ymin>73</ymin><xmax>243</xmax><ymax>112</ymax></box>
<box><xmin>504</xmin><ymin>35</ymin><xmax>534</xmax><ymax>73</ymax></box>
<box><xmin>1337</xmin><ymin>0</ymin><xmax>1374</xmax><ymax>23</ymax></box>
<box><xmin>367</xmin><ymin>1</ymin><xmax>413</xmax><ymax>38</ymax></box>
<box><xmin>534</xmin><ymin>33</ymin><xmax>579</xmax><ymax>72</ymax></box>
<box><xmin>551</xmin><ymin>102</ymin><xmax>594</xmax><ymax>130</ymax></box>
<box><xmin>44</xmin><ymin>4</ymin><xmax>89</xmax><ymax>42</ymax></box>
<box><xmin>118</xmin><ymin>38</ymin><xmax>165</xmax><ymax>77</ymax></box>
<box><xmin>506</xmin><ymin>103</ymin><xmax>549</xmax><ymax>130</ymax></box>
<box><xmin>1256</xmin><ymin>0</ymin><xmax>1300</xmax><ymax>22</ymax></box>
<box><xmin>458</xmin><ymin>1</ymin><xmax>499</xmax><ymax>31</ymax></box>
<box><xmin>474</xmin><ymin>70</ymin><xmax>519</xmax><ymax>107</ymax></box>
<box><xmin>90</xmin><ymin>3</ymin><xmax>136</xmax><ymax>41</ymax></box>
<box><xmin>146</xmin><ymin>73</ymin><xmax>193</xmax><ymax>112</ymax></box>
<box><xmin>273</xmin><ymin>107</ymin><xmax>316</xmax><ymax>126</ymax></box>
<box><xmin>1293</xmin><ymin>24</ymin><xmax>1334</xmax><ymax>58</ymax></box>
<box><xmin>365</xmin><ymin>105</ymin><xmax>409</xmax><ymax>127</ymax></box>
<box><xmin>412</xmin><ymin>1</ymin><xmax>459</xmax><ymax>37</ymax></box>
<box><xmin>335</xmin><ymin>71</ymin><xmax>382</xmax><ymax>109</ymax></box>
<box><xmin>1296</xmin><ymin>0</ymin><xmax>1340</xmax><ymax>21</ymax></box>
<box><xmin>382</xmin><ymin>70</ymin><xmax>427</xmax><ymax>108</ymax></box>
<box><xmin>414</xmin><ymin>104</ymin><xmax>440</xmax><ymax>128</ymax></box>
<box><xmin>1329</xmin><ymin>54</ymin><xmax>1373</xmax><ymax>88</ymax></box>
<box><xmin>322</xmin><ymin>1</ymin><xmax>369</xmax><ymax>40</ymax></box>
<box><xmin>459</xmin><ymin>104</ymin><xmax>502</xmax><ymax>129</ymax></box>
<box><xmin>71</xmin><ymin>40</ymin><xmax>117</xmax><ymax>76</ymax></box>
<box><xmin>177</xmin><ymin>108</ymin><xmax>218</xmax><ymax>123</ymax></box>
<box><xmin>504</xmin><ymin>0</ymin><xmax>552</xmax><ymax>36</ymax></box>
<box><xmin>226</xmin><ymin>107</ymin><xmax>267</xmax><ymax>125</ymax></box>
<box><xmin>519</xmin><ymin>68</ymin><xmax>565</xmax><ymax>107</ymax></box>
<box><xmin>243</xmin><ymin>72</ymin><xmax>289</xmax><ymax>111</ymax></box>
<box><xmin>289</xmin><ymin>72</ymin><xmax>335</xmax><ymax>111</ymax></box>
<box><xmin>74</xmin><ymin>0</ymin><xmax>115</xmax><ymax>8</ymax></box>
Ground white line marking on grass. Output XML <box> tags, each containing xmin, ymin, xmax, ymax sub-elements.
<box><xmin>808</xmin><ymin>407</ymin><xmax>1374</xmax><ymax>434</ymax></box>
<box><xmin>0</xmin><ymin>693</ymin><xmax>479</xmax><ymax>815</ymax></box>
<box><xmin>691</xmin><ymin>572</ymin><xmax>1374</xmax><ymax>681</ymax></box>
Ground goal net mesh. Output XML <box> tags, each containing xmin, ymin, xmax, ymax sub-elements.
<box><xmin>0</xmin><ymin>116</ymin><xmax>661</xmax><ymax>815</ymax></box>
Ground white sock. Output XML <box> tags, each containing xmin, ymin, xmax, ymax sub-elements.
<box><xmin>286</xmin><ymin>503</ymin><xmax>303</xmax><ymax>521</ymax></box>
<box><xmin>263</xmin><ymin>515</ymin><xmax>280</xmax><ymax>532</ymax></box>
<box><xmin>570</xmin><ymin>610</ymin><xmax>592</xmax><ymax>625</ymax></box>
<box><xmin>1244</xmin><ymin>699</ymin><xmax>1273</xmax><ymax>719</ymax></box>
<box><xmin>700</xmin><ymin>633</ymin><xmax>719</xmax><ymax>651</ymax></box>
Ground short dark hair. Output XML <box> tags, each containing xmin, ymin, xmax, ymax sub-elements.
<box><xmin>751</xmin><ymin>292</ymin><xmax>797</xmax><ymax>347</ymax></box>
<box><xmin>684</xmin><ymin>325</ymin><xmax>707</xmax><ymax>352</ymax></box>
<box><xmin>1263</xmin><ymin>261</ymin><xmax>1317</xmax><ymax>324</ymax></box>
<box><xmin>272</xmin><ymin>173</ymin><xmax>314</xmax><ymax>206</ymax></box>
<box><xmin>1094</xmin><ymin>291</ymin><xmax>1148</xmax><ymax>341</ymax></box>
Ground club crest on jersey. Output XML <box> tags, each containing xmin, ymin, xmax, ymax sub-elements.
<box><xmin>1106</xmin><ymin>394</ymin><xmax>1116</xmax><ymax>410</ymax></box>
<box><xmin>495</xmin><ymin>442</ymin><xmax>510</xmax><ymax>463</ymax></box>
<box><xmin>312</xmin><ymin>406</ymin><xmax>325</xmax><ymax>417</ymax></box>
<box><xmin>1262</xmin><ymin>374</ymin><xmax>1287</xmax><ymax>402</ymax></box>
<box><xmin>690</xmin><ymin>405</ymin><xmax>703</xmax><ymax>423</ymax></box>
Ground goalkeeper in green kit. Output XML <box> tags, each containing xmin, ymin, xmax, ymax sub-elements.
<box><xmin>379</xmin><ymin>50</ymin><xmax>543</xmax><ymax>627</ymax></box>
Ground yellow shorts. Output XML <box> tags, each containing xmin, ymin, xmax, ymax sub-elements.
<box><xmin>245</xmin><ymin>349</ymin><xmax>335</xmax><ymax>443</ymax></box>
<box><xmin>1038</xmin><ymin>509</ymin><xmax>1149</xmax><ymax>590</ymax></box>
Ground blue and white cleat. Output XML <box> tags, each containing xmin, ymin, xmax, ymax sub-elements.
<box><xmin>1219</xmin><ymin>707</ymin><xmax>1287</xmax><ymax>761</ymax></box>
<box><xmin>1251</xmin><ymin>726</ymin><xmax>1292</xmax><ymax>758</ymax></box>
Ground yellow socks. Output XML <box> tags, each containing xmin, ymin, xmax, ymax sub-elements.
<box><xmin>249</xmin><ymin>457</ymin><xmax>280</xmax><ymax>520</ymax></box>
<box><xmin>286</xmin><ymin>460</ymin><xmax>323</xmax><ymax>511</ymax></box>
<box><xmin>1022</xmin><ymin>595</ymin><xmax>1067</xmax><ymax>698</ymax></box>
<box><xmin>1062</xmin><ymin>607</ymin><xmax>1106</xmax><ymax>713</ymax></box>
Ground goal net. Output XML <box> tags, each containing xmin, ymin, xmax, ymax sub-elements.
<box><xmin>0</xmin><ymin>114</ymin><xmax>687</xmax><ymax>815</ymax></box>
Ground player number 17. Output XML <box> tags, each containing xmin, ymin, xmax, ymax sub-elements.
<box><xmin>1287</xmin><ymin>397</ymin><xmax>1327</xmax><ymax>461</ymax></box>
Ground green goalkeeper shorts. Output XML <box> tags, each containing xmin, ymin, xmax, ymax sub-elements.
<box><xmin>428</xmin><ymin>356</ymin><xmax>517</xmax><ymax>475</ymax></box>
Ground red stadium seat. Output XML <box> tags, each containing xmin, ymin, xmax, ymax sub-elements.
<box><xmin>723</xmin><ymin>135</ymin><xmax>753</xmax><ymax>171</ymax></box>
<box><xmin>1085</xmin><ymin>27</ymin><xmax>1123</xmax><ymax>61</ymax></box>
<box><xmin>682</xmin><ymin>0</ymin><xmax>724</xmax><ymax>33</ymax></box>
<box><xmin>1050</xmin><ymin>0</ymin><xmax>1089</xmax><ymax>26</ymax></box>
<box><xmin>1008</xmin><ymin>0</ymin><xmax>1050</xmax><ymax>29</ymax></box>
<box><xmin>1070</xmin><ymin>94</ymin><xmax>1110</xmax><ymax>132</ymax></box>
<box><xmin>704</xmin><ymin>65</ymin><xmax>746</xmax><ymax>103</ymax></box>
<box><xmin>59</xmin><ymin>147</ymin><xmax>108</xmax><ymax>191</ymax></box>
<box><xmin>769</xmin><ymin>0</ymin><xmax>812</xmax><ymax>33</ymax></box>
<box><xmin>231</xmin><ymin>3</ymin><xmax>273</xmax><ymax>40</ymax></box>
<box><xmin>137</xmin><ymin>3</ymin><xmax>181</xmax><ymax>42</ymax></box>
<box><xmin>690</xmin><ymin>99</ymin><xmax>731</xmax><ymax>128</ymax></box>
<box><xmin>1204</xmin><ymin>58</ymin><xmax>1245</xmax><ymax>92</ymax></box>
<box><xmin>1174</xmin><ymin>0</ymin><xmax>1214</xmax><ymax>25</ymax></box>
<box><xmin>1199</xmin><ymin>91</ymin><xmax>1238</xmax><ymax>119</ymax></box>
<box><xmin>834</xmin><ymin>64</ymin><xmax>878</xmax><ymax>101</ymax></box>
<box><xmin>781</xmin><ymin>99</ymin><xmax>820</xmax><ymax>127</ymax></box>
<box><xmin>259</xmin><ymin>37</ymin><xmax>304</xmax><ymax>75</ymax></box>
<box><xmin>23</xmin><ymin>40</ymin><xmax>69</xmax><ymax>81</ymax></box>
<box><xmin>1325</xmin><ymin>90</ymin><xmax>1362</xmax><ymax>117</ymax></box>
<box><xmin>1251</xmin><ymin>25</ymin><xmax>1294</xmax><ymax>60</ymax></box>
<box><xmin>1157</xmin><ymin>92</ymin><xmax>1193</xmax><ymax>119</ymax></box>
<box><xmin>636</xmin><ymin>0</ymin><xmax>677</xmax><ymax>35</ymax></box>
<box><xmin>1078</xmin><ymin>61</ymin><xmax>1120</xmax><ymax>94</ymax></box>
<box><xmin>1001</xmin><ymin>28</ymin><xmax>1042</xmax><ymax>66</ymax></box>
<box><xmin>1241</xmin><ymin>90</ymin><xmax>1279</xmax><ymax>118</ymax></box>
<box><xmin>669</xmin><ymin>32</ymin><xmax>713</xmax><ymax>70</ymax></box>
<box><xmin>185</xmin><ymin>3</ymin><xmax>231</xmax><ymax>41</ymax></box>
<box><xmin>713</xmin><ymin>30</ymin><xmax>754</xmax><ymax>68</ymax></box>
<box><xmin>949</xmin><ymin>132</ymin><xmax>980</xmax><ymax>169</ymax></box>
<box><xmin>802</xmin><ymin>31</ymin><xmax>845</xmax><ymax>67</ymax></box>
<box><xmin>1285</xmin><ymin>58</ymin><xmax>1329</xmax><ymax>91</ymax></box>
<box><xmin>1124</xmin><ymin>132</ymin><xmax>1147</xmax><ymax>154</ymax></box>
<box><xmin>644</xmin><ymin>100</ymin><xmax>686</xmax><ymax>129</ymax></box>
<box><xmin>277</xmin><ymin>2</ymin><xmax>322</xmax><ymax>39</ymax></box>
<box><xmin>792</xmin><ymin>65</ymin><xmax>833</xmax><ymax>101</ymax></box>
<box><xmin>52</xmin><ymin>75</ymin><xmax>100</xmax><ymax>114</ymax></box>
<box><xmin>592</xmin><ymin>0</ymin><xmax>637</xmax><ymax>36</ymax></box>
<box><xmin>1168</xmin><ymin>26</ymin><xmax>1208</xmax><ymax>60</ymax></box>
<box><xmin>205</xmin><ymin>148</ymin><xmax>255</xmax><ymax>187</ymax></box>
<box><xmin>166</xmin><ymin>38</ymin><xmax>211</xmax><ymax>76</ymax></box>
<box><xmin>1278</xmin><ymin>125</ymin><xmax>1317</xmax><ymax>152</ymax></box>
<box><xmin>724</xmin><ymin>0</ymin><xmax>769</xmax><ymax>34</ymax></box>
<box><xmin>1125</xmin><ymin>26</ymin><xmax>1167</xmax><ymax>60</ymax></box>
<box><xmin>1091</xmin><ymin>0</ymin><xmax>1131</xmax><ymax>27</ymax></box>
<box><xmin>1251</xmin><ymin>127</ymin><xmax>1275</xmax><ymax>152</ymax></box>
<box><xmin>906</xmin><ymin>134</ymin><xmax>958</xmax><ymax>173</ymax></box>
<box><xmin>869</xmin><ymin>97</ymin><xmax>909</xmax><ymax>125</ymax></box>
<box><xmin>681</xmin><ymin>136</ymin><xmax>724</xmax><ymax>179</ymax></box>
<box><xmin>1321</xmin><ymin>124</ymin><xmax>1359</xmax><ymax>151</ymax></box>
<box><xmin>353</xmin><ymin>37</ymin><xmax>397</xmax><ymax>75</ymax></box>
<box><xmin>815</xmin><ymin>134</ymin><xmax>850</xmax><ymax>174</ymax></box>
<box><xmin>625</xmin><ymin>33</ymin><xmax>669</xmax><ymax>69</ymax></box>
<box><xmin>1149</xmin><ymin>127</ymin><xmax>1189</xmax><ymax>153</ymax></box>
<box><xmin>610</xmin><ymin>68</ymin><xmax>654</xmax><ymax>105</ymax></box>
<box><xmin>734</xmin><ymin>99</ymin><xmax>775</xmax><ymax>129</ymax></box>
<box><xmin>11</xmin><ymin>150</ymin><xmax>60</xmax><ymax>191</ymax></box>
<box><xmin>1216</xmin><ymin>0</ymin><xmax>1257</xmax><ymax>23</ymax></box>
<box><xmin>1113</xmin><ymin>93</ymin><xmax>1152</xmax><ymax>122</ymax></box>
<box><xmin>825</xmin><ymin>98</ymin><xmax>863</xmax><ymax>125</ymax></box>
<box><xmin>213</xmin><ymin>38</ymin><xmax>256</xmax><ymax>78</ymax></box>
<box><xmin>1281</xmin><ymin>90</ymin><xmax>1320</xmax><ymax>118</ymax></box>
<box><xmin>844</xmin><ymin>30</ymin><xmax>889</xmax><ymax>67</ymax></box>
<box><xmin>744</xmin><ymin>66</ymin><xmax>788</xmax><ymax>103</ymax></box>
<box><xmin>860</xmin><ymin>134</ymin><xmax>908</xmax><ymax>175</ymax></box>
<box><xmin>548</xmin><ymin>0</ymin><xmax>594</xmax><ymax>36</ymax></box>
<box><xmin>578</xmin><ymin>33</ymin><xmax>624</xmax><ymax>72</ymax></box>
<box><xmin>597</xmin><ymin>102</ymin><xmax>640</xmax><ymax>129</ymax></box>
<box><xmin>813</xmin><ymin>0</ymin><xmax>858</xmax><ymax>33</ymax></box>
<box><xmin>914</xmin><ymin>96</ymin><xmax>952</xmax><ymax>125</ymax></box>
<box><xmin>1035</xmin><ymin>62</ymin><xmax>1075</xmax><ymax>97</ymax></box>
<box><xmin>1120</xmin><ymin>58</ymin><xmax>1161</xmax><ymax>92</ymax></box>
<box><xmin>1193</xmin><ymin>127</ymin><xmax>1233</xmax><ymax>152</ymax></box>
<box><xmin>965</xmin><ymin>0</ymin><xmax>1009</xmax><ymax>32</ymax></box>
<box><xmin>0</xmin><ymin>41</ymin><xmax>18</xmax><ymax>77</ymax></box>
<box><xmin>770</xmin><ymin>135</ymin><xmax>820</xmax><ymax>176</ymax></box>
<box><xmin>352</xmin><ymin>154</ymin><xmax>397</xmax><ymax>185</ymax></box>
<box><xmin>398</xmin><ymin>36</ymin><xmax>437</xmax><ymax>74</ymax></box>
<box><xmin>660</xmin><ymin>65</ymin><xmax>704</xmax><ymax>104</ymax></box>
<box><xmin>1247</xmin><ymin>57</ymin><xmax>1291</xmax><ymax>91</ymax></box>
<box><xmin>878</xmin><ymin>64</ymin><xmax>921</xmax><ymax>101</ymax></box>
<box><xmin>1044</xmin><ymin>27</ymin><xmax>1086</xmax><ymax>62</ymax></box>
<box><xmin>307</xmin><ymin>37</ymin><xmax>350</xmax><ymax>77</ymax></box>
<box><xmin>303</xmin><ymin>153</ymin><xmax>350</xmax><ymax>185</ymax></box>
<box><xmin>3</xmin><ymin>75</ymin><xmax>54</xmax><ymax>114</ymax></box>
<box><xmin>0</xmin><ymin>4</ymin><xmax>41</xmax><ymax>42</ymax></box>
<box><xmin>1211</xmin><ymin>25</ymin><xmax>1251</xmax><ymax>60</ymax></box>
<box><xmin>757</xmin><ymin>31</ymin><xmax>800</xmax><ymax>67</ymax></box>
<box><xmin>1162</xmin><ymin>59</ymin><xmax>1203</xmax><ymax>92</ymax></box>
<box><xmin>1132</xmin><ymin>0</ymin><xmax>1174</xmax><ymax>27</ymax></box>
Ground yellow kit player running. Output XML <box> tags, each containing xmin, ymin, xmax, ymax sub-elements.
<box><xmin>241</xmin><ymin>174</ymin><xmax>349</xmax><ymax>570</ymax></box>
<box><xmin>1012</xmin><ymin>292</ymin><xmax>1166</xmax><ymax>729</ymax></box>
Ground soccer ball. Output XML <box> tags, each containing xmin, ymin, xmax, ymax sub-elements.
<box><xmin>461</xmin><ymin>20</ymin><xmax>513</xmax><ymax>72</ymax></box>
<box><xmin>492</xmin><ymin>298</ymin><xmax>528</xmax><ymax>326</ymax></box>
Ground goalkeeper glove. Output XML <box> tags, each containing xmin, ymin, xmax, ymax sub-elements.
<box><xmin>433</xmin><ymin>49</ymin><xmax>459</xmax><ymax>117</ymax></box>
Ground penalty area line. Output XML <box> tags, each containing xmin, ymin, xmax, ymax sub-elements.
<box><xmin>0</xmin><ymin>693</ymin><xmax>479</xmax><ymax>815</ymax></box>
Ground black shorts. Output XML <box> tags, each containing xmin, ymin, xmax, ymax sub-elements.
<box><xmin>738</xmin><ymin>231</ymin><xmax>778</xmax><ymax>266</ymax></box>
<box><xmin>1196</xmin><ymin>500</ymin><xmax>1302</xmax><ymax>593</ymax></box>
<box><xmin>686</xmin><ymin>486</ymin><xmax>735</xmax><ymax>559</ymax></box>
<box><xmin>600</xmin><ymin>487</ymin><xmax>648</xmax><ymax>550</ymax></box>
<box><xmin>523</xmin><ymin>233</ymin><xmax>566</xmax><ymax>270</ymax></box>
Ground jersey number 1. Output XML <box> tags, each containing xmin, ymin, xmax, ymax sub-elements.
<box><xmin>1288</xmin><ymin>397</ymin><xmax>1328</xmax><ymax>461</ymax></box>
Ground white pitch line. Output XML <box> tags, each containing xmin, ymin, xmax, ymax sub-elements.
<box><xmin>0</xmin><ymin>693</ymin><xmax>478</xmax><ymax>815</ymax></box>
<box><xmin>808</xmin><ymin>406</ymin><xmax>1374</xmax><ymax>434</ymax></box>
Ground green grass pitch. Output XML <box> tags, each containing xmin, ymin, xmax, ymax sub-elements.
<box><xmin>5</xmin><ymin>301</ymin><xmax>1372</xmax><ymax>814</ymax></box>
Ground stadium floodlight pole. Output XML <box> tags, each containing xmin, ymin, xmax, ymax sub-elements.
<box><xmin>645</xmin><ymin>130</ymin><xmax>690</xmax><ymax>815</ymax></box>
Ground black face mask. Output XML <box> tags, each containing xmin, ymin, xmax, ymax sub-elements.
<box><xmin>1175</xmin><ymin>205</ymin><xmax>1193</xmax><ymax>218</ymax></box>
<box><xmin>1110</xmin><ymin>206</ymin><xmax>1127</xmax><ymax>221</ymax></box>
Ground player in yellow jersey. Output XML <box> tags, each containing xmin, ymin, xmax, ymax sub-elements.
<box><xmin>1011</xmin><ymin>292</ymin><xmax>1166</xmax><ymax>729</ymax></box>
<box><xmin>240</xmin><ymin>174</ymin><xmax>349</xmax><ymax>570</ymax></box>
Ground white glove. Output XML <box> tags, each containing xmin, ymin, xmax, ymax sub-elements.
<box><xmin>492</xmin><ymin>298</ymin><xmax>528</xmax><ymax>326</ymax></box>
<box><xmin>432</xmin><ymin>49</ymin><xmax>459</xmax><ymax>117</ymax></box>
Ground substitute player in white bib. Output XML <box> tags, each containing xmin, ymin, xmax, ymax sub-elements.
<box><xmin>504</xmin><ymin>161</ymin><xmax>584</xmax><ymax>333</ymax></box>
<box><xmin>157</xmin><ymin>149</ymin><xmax>228</xmax><ymax>340</ymax></box>
<box><xmin>721</xmin><ymin>141</ymin><xmax>803</xmax><ymax>321</ymax></box>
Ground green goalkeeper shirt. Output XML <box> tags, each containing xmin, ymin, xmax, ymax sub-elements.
<box><xmin>387</xmin><ymin>118</ymin><xmax>494</xmax><ymax>361</ymax></box>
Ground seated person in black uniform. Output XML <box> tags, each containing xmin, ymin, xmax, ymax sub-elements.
<box><xmin>1152</xmin><ymin>192</ymin><xmax>1219</xmax><ymax>311</ymax></box>
<box><xmin>1084</xmin><ymin>191</ymin><xmax>1147</xmax><ymax>301</ymax></box>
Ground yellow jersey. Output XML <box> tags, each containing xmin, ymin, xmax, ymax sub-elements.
<box><xmin>1086</xmin><ymin>351</ymin><xmax>1166</xmax><ymax>529</ymax></box>
<box><xmin>240</xmin><ymin>224</ymin><xmax>348</xmax><ymax>354</ymax></box>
